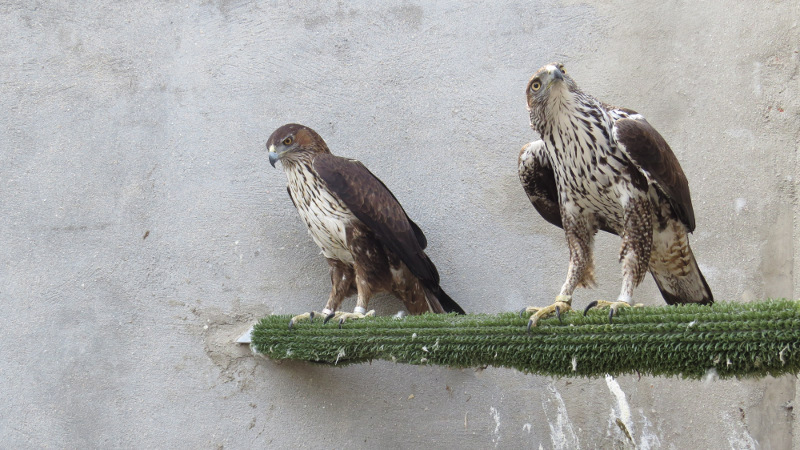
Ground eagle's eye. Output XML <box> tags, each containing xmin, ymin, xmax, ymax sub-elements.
<box><xmin>531</xmin><ymin>80</ymin><xmax>542</xmax><ymax>92</ymax></box>
<box><xmin>558</xmin><ymin>64</ymin><xmax>566</xmax><ymax>75</ymax></box>
<box><xmin>283</xmin><ymin>136</ymin><xmax>294</xmax><ymax>146</ymax></box>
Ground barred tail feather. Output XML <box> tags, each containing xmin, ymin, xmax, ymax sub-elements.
<box><xmin>651</xmin><ymin>250</ymin><xmax>713</xmax><ymax>305</ymax></box>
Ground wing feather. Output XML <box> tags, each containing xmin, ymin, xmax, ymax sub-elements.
<box><xmin>518</xmin><ymin>141</ymin><xmax>562</xmax><ymax>228</ymax></box>
<box><xmin>312</xmin><ymin>153</ymin><xmax>437</xmax><ymax>283</ymax></box>
<box><xmin>613</xmin><ymin>118</ymin><xmax>696</xmax><ymax>231</ymax></box>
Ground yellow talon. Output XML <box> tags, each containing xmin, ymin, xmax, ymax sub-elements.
<box><xmin>334</xmin><ymin>309</ymin><xmax>376</xmax><ymax>328</ymax></box>
<box><xmin>288</xmin><ymin>311</ymin><xmax>323</xmax><ymax>329</ymax></box>
<box><xmin>583</xmin><ymin>300</ymin><xmax>643</xmax><ymax>323</ymax></box>
<box><xmin>524</xmin><ymin>295</ymin><xmax>572</xmax><ymax>330</ymax></box>
<box><xmin>289</xmin><ymin>309</ymin><xmax>377</xmax><ymax>329</ymax></box>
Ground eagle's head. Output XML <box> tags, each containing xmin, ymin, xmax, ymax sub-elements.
<box><xmin>267</xmin><ymin>123</ymin><xmax>329</xmax><ymax>168</ymax></box>
<box><xmin>525</xmin><ymin>62</ymin><xmax>580</xmax><ymax>132</ymax></box>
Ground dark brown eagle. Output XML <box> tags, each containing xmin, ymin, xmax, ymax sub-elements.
<box><xmin>267</xmin><ymin>123</ymin><xmax>465</xmax><ymax>328</ymax></box>
<box><xmin>519</xmin><ymin>62</ymin><xmax>712</xmax><ymax>327</ymax></box>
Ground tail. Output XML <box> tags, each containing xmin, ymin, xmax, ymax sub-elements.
<box><xmin>651</xmin><ymin>248</ymin><xmax>713</xmax><ymax>305</ymax></box>
<box><xmin>424</xmin><ymin>285</ymin><xmax>466</xmax><ymax>314</ymax></box>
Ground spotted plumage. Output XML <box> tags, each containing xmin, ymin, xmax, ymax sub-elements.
<box><xmin>267</xmin><ymin>123</ymin><xmax>465</xmax><ymax>326</ymax></box>
<box><xmin>519</xmin><ymin>63</ymin><xmax>712</xmax><ymax>325</ymax></box>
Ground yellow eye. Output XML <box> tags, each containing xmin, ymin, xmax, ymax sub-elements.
<box><xmin>531</xmin><ymin>80</ymin><xmax>541</xmax><ymax>92</ymax></box>
<box><xmin>283</xmin><ymin>136</ymin><xmax>293</xmax><ymax>146</ymax></box>
<box><xmin>558</xmin><ymin>64</ymin><xmax>566</xmax><ymax>74</ymax></box>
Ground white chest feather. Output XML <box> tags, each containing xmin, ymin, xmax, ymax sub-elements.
<box><xmin>286</xmin><ymin>165</ymin><xmax>355</xmax><ymax>264</ymax></box>
<box><xmin>545</xmin><ymin>107</ymin><xmax>638</xmax><ymax>228</ymax></box>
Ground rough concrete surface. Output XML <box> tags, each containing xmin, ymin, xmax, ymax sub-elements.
<box><xmin>1</xmin><ymin>0</ymin><xmax>798</xmax><ymax>448</ymax></box>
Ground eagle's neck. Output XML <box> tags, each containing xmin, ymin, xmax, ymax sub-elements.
<box><xmin>542</xmin><ymin>91</ymin><xmax>613</xmax><ymax>160</ymax></box>
<box><xmin>280</xmin><ymin>151</ymin><xmax>322</xmax><ymax>203</ymax></box>
<box><xmin>279</xmin><ymin>148</ymin><xmax>323</xmax><ymax>170</ymax></box>
<box><xmin>544</xmin><ymin>88</ymin><xmax>577</xmax><ymax>124</ymax></box>
<box><xmin>281</xmin><ymin>152</ymin><xmax>322</xmax><ymax>203</ymax></box>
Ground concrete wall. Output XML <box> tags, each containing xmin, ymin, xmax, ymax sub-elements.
<box><xmin>2</xmin><ymin>0</ymin><xmax>798</xmax><ymax>447</ymax></box>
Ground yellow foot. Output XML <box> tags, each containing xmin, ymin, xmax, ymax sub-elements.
<box><xmin>288</xmin><ymin>311</ymin><xmax>326</xmax><ymax>329</ymax></box>
<box><xmin>325</xmin><ymin>309</ymin><xmax>375</xmax><ymax>328</ymax></box>
<box><xmin>521</xmin><ymin>295</ymin><xmax>572</xmax><ymax>330</ymax></box>
<box><xmin>582</xmin><ymin>300</ymin><xmax>643</xmax><ymax>323</ymax></box>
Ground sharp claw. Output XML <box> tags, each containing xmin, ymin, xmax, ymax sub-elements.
<box><xmin>555</xmin><ymin>305</ymin><xmax>562</xmax><ymax>323</ymax></box>
<box><xmin>519</xmin><ymin>308</ymin><xmax>527</xmax><ymax>318</ymax></box>
<box><xmin>288</xmin><ymin>319</ymin><xmax>295</xmax><ymax>330</ymax></box>
<box><xmin>309</xmin><ymin>311</ymin><xmax>315</xmax><ymax>323</ymax></box>
<box><xmin>338</xmin><ymin>317</ymin><xmax>345</xmax><ymax>328</ymax></box>
<box><xmin>609</xmin><ymin>308</ymin><xmax>614</xmax><ymax>323</ymax></box>
<box><xmin>324</xmin><ymin>312</ymin><xmax>336</xmax><ymax>324</ymax></box>
<box><xmin>527</xmin><ymin>318</ymin><xmax>534</xmax><ymax>333</ymax></box>
<box><xmin>583</xmin><ymin>300</ymin><xmax>599</xmax><ymax>316</ymax></box>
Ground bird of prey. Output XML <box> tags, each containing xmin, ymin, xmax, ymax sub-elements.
<box><xmin>267</xmin><ymin>123</ymin><xmax>465</xmax><ymax>328</ymax></box>
<box><xmin>519</xmin><ymin>62</ymin><xmax>712</xmax><ymax>327</ymax></box>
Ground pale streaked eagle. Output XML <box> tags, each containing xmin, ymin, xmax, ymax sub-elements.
<box><xmin>267</xmin><ymin>123</ymin><xmax>465</xmax><ymax>328</ymax></box>
<box><xmin>519</xmin><ymin>62</ymin><xmax>712</xmax><ymax>327</ymax></box>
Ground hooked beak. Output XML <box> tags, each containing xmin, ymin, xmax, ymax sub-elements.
<box><xmin>269</xmin><ymin>151</ymin><xmax>279</xmax><ymax>168</ymax></box>
<box><xmin>268</xmin><ymin>144</ymin><xmax>280</xmax><ymax>168</ymax></box>
<box><xmin>545</xmin><ymin>67</ymin><xmax>565</xmax><ymax>91</ymax></box>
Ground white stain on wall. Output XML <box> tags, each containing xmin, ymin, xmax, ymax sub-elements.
<box><xmin>542</xmin><ymin>383</ymin><xmax>579</xmax><ymax>449</ymax></box>
<box><xmin>490</xmin><ymin>406</ymin><xmax>501</xmax><ymax>447</ymax></box>
<box><xmin>752</xmin><ymin>61</ymin><xmax>762</xmax><ymax>96</ymax></box>
<box><xmin>605</xmin><ymin>374</ymin><xmax>635</xmax><ymax>443</ymax></box>
<box><xmin>722</xmin><ymin>410</ymin><xmax>758</xmax><ymax>449</ymax></box>
<box><xmin>604</xmin><ymin>376</ymin><xmax>663</xmax><ymax>449</ymax></box>
<box><xmin>735</xmin><ymin>198</ymin><xmax>747</xmax><ymax>214</ymax></box>
<box><xmin>637</xmin><ymin>409</ymin><xmax>662</xmax><ymax>450</ymax></box>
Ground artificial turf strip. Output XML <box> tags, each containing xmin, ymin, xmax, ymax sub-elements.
<box><xmin>250</xmin><ymin>299</ymin><xmax>800</xmax><ymax>379</ymax></box>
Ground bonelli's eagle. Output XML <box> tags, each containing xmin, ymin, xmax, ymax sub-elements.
<box><xmin>267</xmin><ymin>124</ymin><xmax>465</xmax><ymax>328</ymax></box>
<box><xmin>519</xmin><ymin>63</ymin><xmax>712</xmax><ymax>327</ymax></box>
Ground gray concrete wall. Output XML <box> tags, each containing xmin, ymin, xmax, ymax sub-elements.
<box><xmin>2</xmin><ymin>0</ymin><xmax>798</xmax><ymax>448</ymax></box>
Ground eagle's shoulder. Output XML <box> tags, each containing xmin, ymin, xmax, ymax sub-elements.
<box><xmin>612</xmin><ymin>117</ymin><xmax>696</xmax><ymax>231</ymax></box>
<box><xmin>605</xmin><ymin>104</ymin><xmax>641</xmax><ymax>122</ymax></box>
<box><xmin>313</xmin><ymin>154</ymin><xmax>428</xmax><ymax>249</ymax></box>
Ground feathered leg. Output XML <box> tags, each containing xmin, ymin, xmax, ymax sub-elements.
<box><xmin>326</xmin><ymin>231</ymin><xmax>384</xmax><ymax>327</ymax></box>
<box><xmin>289</xmin><ymin>259</ymin><xmax>355</xmax><ymax>329</ymax></box>
<box><xmin>525</xmin><ymin>212</ymin><xmax>597</xmax><ymax>328</ymax></box>
<box><xmin>328</xmin><ymin>271</ymin><xmax>376</xmax><ymax>327</ymax></box>
<box><xmin>584</xmin><ymin>197</ymin><xmax>651</xmax><ymax>321</ymax></box>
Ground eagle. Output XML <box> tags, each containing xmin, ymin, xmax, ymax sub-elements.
<box><xmin>267</xmin><ymin>123</ymin><xmax>465</xmax><ymax>328</ymax></box>
<box><xmin>519</xmin><ymin>62</ymin><xmax>712</xmax><ymax>327</ymax></box>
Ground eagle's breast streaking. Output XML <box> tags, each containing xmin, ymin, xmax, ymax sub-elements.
<box><xmin>542</xmin><ymin>92</ymin><xmax>642</xmax><ymax>234</ymax></box>
<box><xmin>285</xmin><ymin>160</ymin><xmax>354</xmax><ymax>264</ymax></box>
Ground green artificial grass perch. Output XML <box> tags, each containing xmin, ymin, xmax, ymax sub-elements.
<box><xmin>250</xmin><ymin>299</ymin><xmax>800</xmax><ymax>379</ymax></box>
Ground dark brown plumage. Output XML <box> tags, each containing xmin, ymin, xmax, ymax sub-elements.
<box><xmin>613</xmin><ymin>118</ymin><xmax>695</xmax><ymax>231</ymax></box>
<box><xmin>267</xmin><ymin>123</ymin><xmax>464</xmax><ymax>327</ymax></box>
<box><xmin>519</xmin><ymin>63</ymin><xmax>712</xmax><ymax>326</ymax></box>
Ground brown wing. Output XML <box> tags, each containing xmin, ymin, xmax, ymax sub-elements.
<box><xmin>613</xmin><ymin>118</ymin><xmax>696</xmax><ymax>231</ymax></box>
<box><xmin>518</xmin><ymin>141</ymin><xmax>561</xmax><ymax>228</ymax></box>
<box><xmin>518</xmin><ymin>141</ymin><xmax>617</xmax><ymax>235</ymax></box>
<box><xmin>312</xmin><ymin>153</ymin><xmax>438</xmax><ymax>284</ymax></box>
